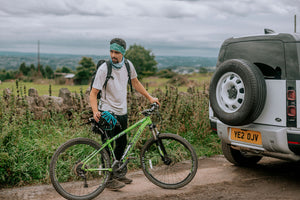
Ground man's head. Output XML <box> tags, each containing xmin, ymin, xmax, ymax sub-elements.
<box><xmin>110</xmin><ymin>38</ymin><xmax>126</xmax><ymax>63</ymax></box>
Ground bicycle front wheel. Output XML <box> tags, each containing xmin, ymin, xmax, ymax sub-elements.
<box><xmin>141</xmin><ymin>133</ymin><xmax>198</xmax><ymax>189</ymax></box>
<box><xmin>49</xmin><ymin>138</ymin><xmax>111</xmax><ymax>200</ymax></box>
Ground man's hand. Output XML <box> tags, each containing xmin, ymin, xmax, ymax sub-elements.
<box><xmin>90</xmin><ymin>87</ymin><xmax>101</xmax><ymax>122</ymax></box>
<box><xmin>149</xmin><ymin>97</ymin><xmax>160</xmax><ymax>106</ymax></box>
<box><xmin>93</xmin><ymin>111</ymin><xmax>101</xmax><ymax>122</ymax></box>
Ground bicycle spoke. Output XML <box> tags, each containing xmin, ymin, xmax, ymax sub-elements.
<box><xmin>141</xmin><ymin>133</ymin><xmax>197</xmax><ymax>189</ymax></box>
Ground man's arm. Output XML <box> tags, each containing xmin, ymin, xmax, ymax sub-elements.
<box><xmin>131</xmin><ymin>78</ymin><xmax>160</xmax><ymax>105</ymax></box>
<box><xmin>90</xmin><ymin>88</ymin><xmax>101</xmax><ymax>122</ymax></box>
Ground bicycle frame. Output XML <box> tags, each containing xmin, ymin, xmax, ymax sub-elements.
<box><xmin>81</xmin><ymin>115</ymin><xmax>156</xmax><ymax>172</ymax></box>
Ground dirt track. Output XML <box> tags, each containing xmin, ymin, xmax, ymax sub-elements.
<box><xmin>1</xmin><ymin>155</ymin><xmax>300</xmax><ymax>200</ymax></box>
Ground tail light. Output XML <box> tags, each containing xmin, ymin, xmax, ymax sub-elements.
<box><xmin>287</xmin><ymin>90</ymin><xmax>296</xmax><ymax>100</ymax></box>
<box><xmin>287</xmin><ymin>88</ymin><xmax>296</xmax><ymax>127</ymax></box>
<box><xmin>287</xmin><ymin>106</ymin><xmax>296</xmax><ymax>117</ymax></box>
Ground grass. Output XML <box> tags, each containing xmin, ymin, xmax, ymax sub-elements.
<box><xmin>143</xmin><ymin>73</ymin><xmax>212</xmax><ymax>92</ymax></box>
<box><xmin>188</xmin><ymin>72</ymin><xmax>212</xmax><ymax>82</ymax></box>
<box><xmin>0</xmin><ymin>73</ymin><xmax>221</xmax><ymax>187</ymax></box>
<box><xmin>0</xmin><ymin>80</ymin><xmax>89</xmax><ymax>97</ymax></box>
<box><xmin>0</xmin><ymin>73</ymin><xmax>212</xmax><ymax>96</ymax></box>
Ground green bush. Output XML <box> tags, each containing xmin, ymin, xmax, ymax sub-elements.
<box><xmin>156</xmin><ymin>69</ymin><xmax>177</xmax><ymax>79</ymax></box>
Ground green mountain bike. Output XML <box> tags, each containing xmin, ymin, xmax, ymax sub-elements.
<box><xmin>49</xmin><ymin>103</ymin><xmax>198</xmax><ymax>200</ymax></box>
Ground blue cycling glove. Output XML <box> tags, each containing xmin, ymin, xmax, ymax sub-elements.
<box><xmin>101</xmin><ymin>111</ymin><xmax>117</xmax><ymax>130</ymax></box>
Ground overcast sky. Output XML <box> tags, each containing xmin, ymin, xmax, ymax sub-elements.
<box><xmin>0</xmin><ymin>0</ymin><xmax>299</xmax><ymax>57</ymax></box>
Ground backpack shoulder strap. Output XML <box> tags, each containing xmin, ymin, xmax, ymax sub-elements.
<box><xmin>102</xmin><ymin>60</ymin><xmax>114</xmax><ymax>89</ymax></box>
<box><xmin>96</xmin><ymin>59</ymin><xmax>105</xmax><ymax>68</ymax></box>
<box><xmin>124</xmin><ymin>59</ymin><xmax>133</xmax><ymax>92</ymax></box>
<box><xmin>90</xmin><ymin>60</ymin><xmax>105</xmax><ymax>98</ymax></box>
<box><xmin>102</xmin><ymin>60</ymin><xmax>113</xmax><ymax>98</ymax></box>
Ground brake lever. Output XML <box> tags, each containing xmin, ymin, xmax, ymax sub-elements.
<box><xmin>150</xmin><ymin>103</ymin><xmax>159</xmax><ymax>112</ymax></box>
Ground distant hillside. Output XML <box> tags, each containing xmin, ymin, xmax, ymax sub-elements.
<box><xmin>156</xmin><ymin>56</ymin><xmax>216</xmax><ymax>68</ymax></box>
<box><xmin>0</xmin><ymin>51</ymin><xmax>103</xmax><ymax>71</ymax></box>
<box><xmin>0</xmin><ymin>51</ymin><xmax>217</xmax><ymax>71</ymax></box>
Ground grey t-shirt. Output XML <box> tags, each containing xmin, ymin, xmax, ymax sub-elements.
<box><xmin>92</xmin><ymin>60</ymin><xmax>137</xmax><ymax>115</ymax></box>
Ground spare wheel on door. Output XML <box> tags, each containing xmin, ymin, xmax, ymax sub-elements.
<box><xmin>209</xmin><ymin>59</ymin><xmax>266</xmax><ymax>126</ymax></box>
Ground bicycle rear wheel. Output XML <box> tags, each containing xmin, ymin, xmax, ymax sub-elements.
<box><xmin>49</xmin><ymin>138</ymin><xmax>111</xmax><ymax>200</ymax></box>
<box><xmin>141</xmin><ymin>133</ymin><xmax>198</xmax><ymax>189</ymax></box>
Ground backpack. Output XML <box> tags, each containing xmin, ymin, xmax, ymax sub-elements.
<box><xmin>90</xmin><ymin>59</ymin><xmax>133</xmax><ymax>99</ymax></box>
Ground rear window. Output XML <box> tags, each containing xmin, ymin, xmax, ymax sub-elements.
<box><xmin>224</xmin><ymin>40</ymin><xmax>286</xmax><ymax>79</ymax></box>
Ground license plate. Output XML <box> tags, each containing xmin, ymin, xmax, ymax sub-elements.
<box><xmin>230</xmin><ymin>128</ymin><xmax>262</xmax><ymax>145</ymax></box>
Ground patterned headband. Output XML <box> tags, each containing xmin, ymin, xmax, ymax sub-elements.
<box><xmin>110</xmin><ymin>43</ymin><xmax>125</xmax><ymax>55</ymax></box>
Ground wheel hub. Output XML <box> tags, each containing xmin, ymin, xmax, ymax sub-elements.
<box><xmin>216</xmin><ymin>72</ymin><xmax>245</xmax><ymax>113</ymax></box>
<box><xmin>163</xmin><ymin>156</ymin><xmax>172</xmax><ymax>165</ymax></box>
<box><xmin>228</xmin><ymin>86</ymin><xmax>237</xmax><ymax>99</ymax></box>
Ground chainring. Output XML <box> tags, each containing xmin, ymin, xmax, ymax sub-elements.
<box><xmin>112</xmin><ymin>161</ymin><xmax>127</xmax><ymax>178</ymax></box>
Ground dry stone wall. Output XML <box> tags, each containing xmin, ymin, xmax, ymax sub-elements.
<box><xmin>3</xmin><ymin>87</ymin><xmax>91</xmax><ymax>119</ymax></box>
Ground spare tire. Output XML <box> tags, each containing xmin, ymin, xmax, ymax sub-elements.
<box><xmin>209</xmin><ymin>59</ymin><xmax>266</xmax><ymax>126</ymax></box>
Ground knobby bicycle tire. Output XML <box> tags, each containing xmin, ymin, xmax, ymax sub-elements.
<box><xmin>140</xmin><ymin>133</ymin><xmax>198</xmax><ymax>189</ymax></box>
<box><xmin>49</xmin><ymin>138</ymin><xmax>111</xmax><ymax>200</ymax></box>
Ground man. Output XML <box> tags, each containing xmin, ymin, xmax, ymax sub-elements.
<box><xmin>90</xmin><ymin>38</ymin><xmax>160</xmax><ymax>190</ymax></box>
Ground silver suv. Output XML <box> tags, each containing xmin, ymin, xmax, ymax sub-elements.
<box><xmin>209</xmin><ymin>31</ymin><xmax>300</xmax><ymax>165</ymax></box>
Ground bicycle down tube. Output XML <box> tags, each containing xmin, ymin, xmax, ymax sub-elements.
<box><xmin>81</xmin><ymin>116</ymin><xmax>153</xmax><ymax>172</ymax></box>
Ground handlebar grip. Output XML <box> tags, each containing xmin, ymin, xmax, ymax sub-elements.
<box><xmin>150</xmin><ymin>103</ymin><xmax>159</xmax><ymax>110</ymax></box>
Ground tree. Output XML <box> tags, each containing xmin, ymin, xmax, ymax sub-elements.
<box><xmin>45</xmin><ymin>65</ymin><xmax>54</xmax><ymax>79</ymax></box>
<box><xmin>39</xmin><ymin>65</ymin><xmax>46</xmax><ymax>78</ymax></box>
<box><xmin>55</xmin><ymin>66</ymin><xmax>72</xmax><ymax>73</ymax></box>
<box><xmin>19</xmin><ymin>62</ymin><xmax>30</xmax><ymax>76</ymax></box>
<box><xmin>199</xmin><ymin>67</ymin><xmax>208</xmax><ymax>74</ymax></box>
<box><xmin>30</xmin><ymin>64</ymin><xmax>35</xmax><ymax>71</ymax></box>
<box><xmin>62</xmin><ymin>66</ymin><xmax>72</xmax><ymax>73</ymax></box>
<box><xmin>74</xmin><ymin>57</ymin><xmax>95</xmax><ymax>85</ymax></box>
<box><xmin>79</xmin><ymin>57</ymin><xmax>95</xmax><ymax>69</ymax></box>
<box><xmin>0</xmin><ymin>70</ymin><xmax>16</xmax><ymax>81</ymax></box>
<box><xmin>125</xmin><ymin>44</ymin><xmax>157</xmax><ymax>78</ymax></box>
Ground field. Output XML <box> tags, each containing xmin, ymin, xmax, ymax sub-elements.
<box><xmin>0</xmin><ymin>73</ymin><xmax>221</xmax><ymax>187</ymax></box>
<box><xmin>0</xmin><ymin>73</ymin><xmax>212</xmax><ymax>96</ymax></box>
<box><xmin>0</xmin><ymin>80</ymin><xmax>89</xmax><ymax>97</ymax></box>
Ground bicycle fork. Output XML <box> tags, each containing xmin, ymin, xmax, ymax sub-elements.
<box><xmin>149</xmin><ymin>124</ymin><xmax>172</xmax><ymax>165</ymax></box>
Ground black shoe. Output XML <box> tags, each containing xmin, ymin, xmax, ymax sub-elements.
<box><xmin>117</xmin><ymin>176</ymin><xmax>133</xmax><ymax>184</ymax></box>
<box><xmin>106</xmin><ymin>179</ymin><xmax>125</xmax><ymax>190</ymax></box>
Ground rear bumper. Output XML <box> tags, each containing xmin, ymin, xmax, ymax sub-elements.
<box><xmin>210</xmin><ymin>118</ymin><xmax>300</xmax><ymax>155</ymax></box>
<box><xmin>287</xmin><ymin>130</ymin><xmax>300</xmax><ymax>155</ymax></box>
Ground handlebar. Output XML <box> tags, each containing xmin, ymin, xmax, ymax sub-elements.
<box><xmin>141</xmin><ymin>103</ymin><xmax>159</xmax><ymax>116</ymax></box>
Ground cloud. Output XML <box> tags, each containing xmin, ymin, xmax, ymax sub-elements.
<box><xmin>0</xmin><ymin>0</ymin><xmax>299</xmax><ymax>57</ymax></box>
<box><xmin>0</xmin><ymin>0</ymin><xmax>115</xmax><ymax>17</ymax></box>
<box><xmin>3</xmin><ymin>0</ymin><xmax>296</xmax><ymax>19</ymax></box>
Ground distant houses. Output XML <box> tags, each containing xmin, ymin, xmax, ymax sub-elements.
<box><xmin>54</xmin><ymin>73</ymin><xmax>75</xmax><ymax>85</ymax></box>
